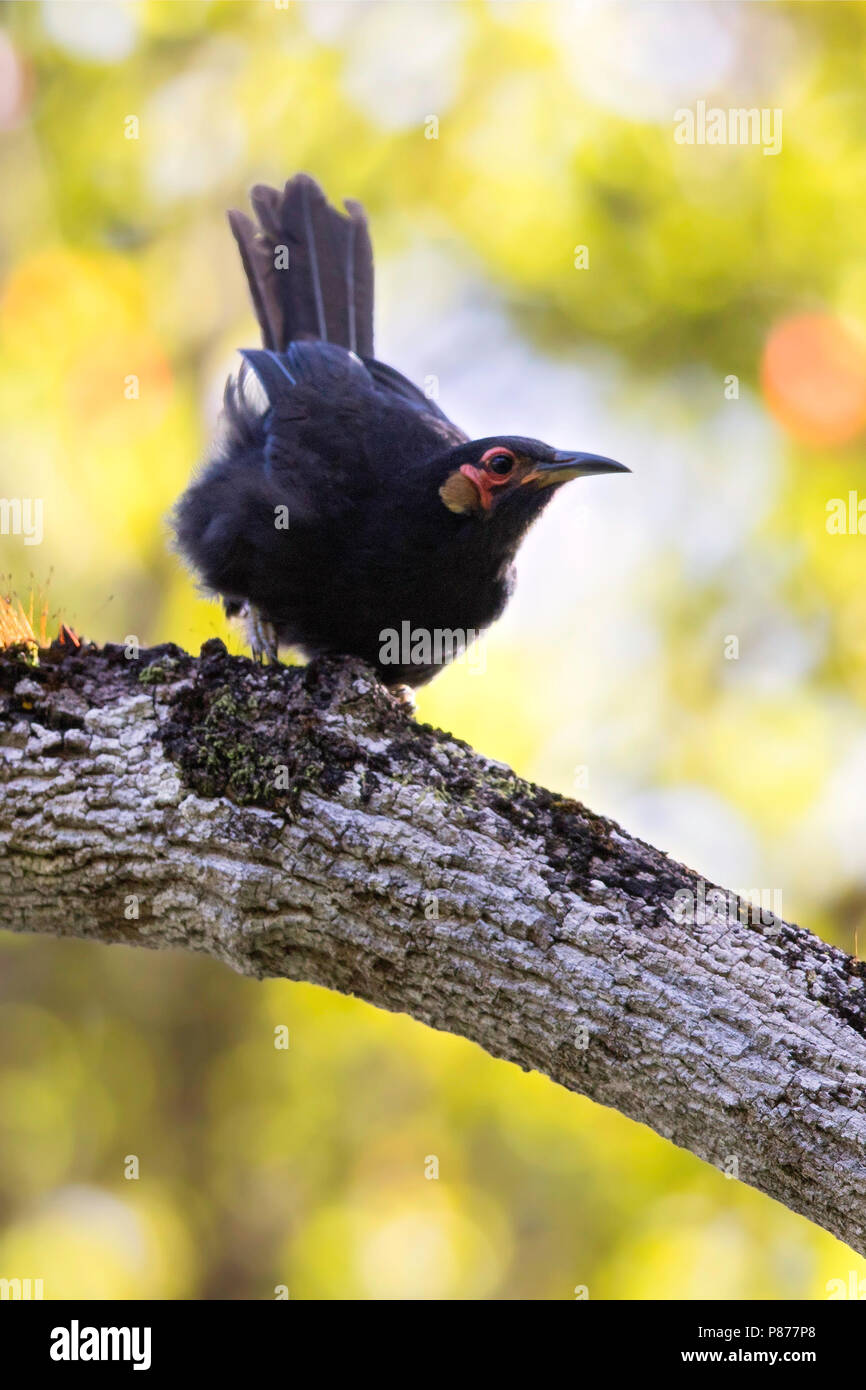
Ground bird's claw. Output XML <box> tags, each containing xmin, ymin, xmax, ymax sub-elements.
<box><xmin>389</xmin><ymin>683</ymin><xmax>417</xmax><ymax>714</ymax></box>
<box><xmin>245</xmin><ymin>606</ymin><xmax>280</xmax><ymax>665</ymax></box>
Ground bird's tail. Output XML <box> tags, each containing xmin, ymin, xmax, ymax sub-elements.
<box><xmin>228</xmin><ymin>174</ymin><xmax>374</xmax><ymax>357</ymax></box>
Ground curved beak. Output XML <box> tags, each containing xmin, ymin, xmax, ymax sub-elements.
<box><xmin>524</xmin><ymin>451</ymin><xmax>630</xmax><ymax>488</ymax></box>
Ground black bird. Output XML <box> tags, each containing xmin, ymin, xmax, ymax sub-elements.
<box><xmin>174</xmin><ymin>174</ymin><xmax>628</xmax><ymax>688</ymax></box>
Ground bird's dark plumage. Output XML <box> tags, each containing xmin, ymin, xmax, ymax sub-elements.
<box><xmin>227</xmin><ymin>175</ymin><xmax>374</xmax><ymax>357</ymax></box>
<box><xmin>173</xmin><ymin>174</ymin><xmax>628</xmax><ymax>686</ymax></box>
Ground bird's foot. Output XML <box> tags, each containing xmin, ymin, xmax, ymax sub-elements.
<box><xmin>389</xmin><ymin>683</ymin><xmax>417</xmax><ymax>714</ymax></box>
<box><xmin>244</xmin><ymin>606</ymin><xmax>280</xmax><ymax>665</ymax></box>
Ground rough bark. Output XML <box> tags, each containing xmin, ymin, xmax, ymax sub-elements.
<box><xmin>1</xmin><ymin>639</ymin><xmax>865</xmax><ymax>1254</ymax></box>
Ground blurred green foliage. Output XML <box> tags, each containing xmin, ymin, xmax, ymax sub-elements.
<box><xmin>1</xmin><ymin>0</ymin><xmax>866</xmax><ymax>1299</ymax></box>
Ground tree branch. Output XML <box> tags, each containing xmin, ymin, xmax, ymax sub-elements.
<box><xmin>2</xmin><ymin>639</ymin><xmax>865</xmax><ymax>1253</ymax></box>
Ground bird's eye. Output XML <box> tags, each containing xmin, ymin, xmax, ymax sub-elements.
<box><xmin>486</xmin><ymin>452</ymin><xmax>514</xmax><ymax>475</ymax></box>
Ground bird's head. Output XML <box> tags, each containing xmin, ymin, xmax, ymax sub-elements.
<box><xmin>437</xmin><ymin>437</ymin><xmax>629</xmax><ymax>529</ymax></box>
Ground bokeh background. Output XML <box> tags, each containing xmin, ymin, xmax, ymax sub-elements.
<box><xmin>1</xmin><ymin>0</ymin><xmax>866</xmax><ymax>1300</ymax></box>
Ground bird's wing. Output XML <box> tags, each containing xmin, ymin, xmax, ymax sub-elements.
<box><xmin>174</xmin><ymin>345</ymin><xmax>367</xmax><ymax>603</ymax></box>
<box><xmin>175</xmin><ymin>340</ymin><xmax>462</xmax><ymax>609</ymax></box>
<box><xmin>228</xmin><ymin>174</ymin><xmax>374</xmax><ymax>356</ymax></box>
<box><xmin>363</xmin><ymin>357</ymin><xmax>468</xmax><ymax>446</ymax></box>
<box><xmin>236</xmin><ymin>342</ymin><xmax>372</xmax><ymax>502</ymax></box>
<box><xmin>240</xmin><ymin>342</ymin><xmax>468</xmax><ymax>481</ymax></box>
<box><xmin>240</xmin><ymin>339</ymin><xmax>371</xmax><ymax>409</ymax></box>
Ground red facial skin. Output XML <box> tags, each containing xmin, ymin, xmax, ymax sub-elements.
<box><xmin>458</xmin><ymin>447</ymin><xmax>517</xmax><ymax>511</ymax></box>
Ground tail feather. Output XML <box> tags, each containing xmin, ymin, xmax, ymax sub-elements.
<box><xmin>228</xmin><ymin>173</ymin><xmax>374</xmax><ymax>357</ymax></box>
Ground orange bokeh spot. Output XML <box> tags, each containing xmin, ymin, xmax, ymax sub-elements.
<box><xmin>761</xmin><ymin>312</ymin><xmax>866</xmax><ymax>447</ymax></box>
<box><xmin>66</xmin><ymin>332</ymin><xmax>173</xmax><ymax>433</ymax></box>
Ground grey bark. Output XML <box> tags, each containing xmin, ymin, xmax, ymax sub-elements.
<box><xmin>1</xmin><ymin>639</ymin><xmax>865</xmax><ymax>1254</ymax></box>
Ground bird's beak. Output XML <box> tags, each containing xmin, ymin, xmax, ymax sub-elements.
<box><xmin>523</xmin><ymin>451</ymin><xmax>630</xmax><ymax>488</ymax></box>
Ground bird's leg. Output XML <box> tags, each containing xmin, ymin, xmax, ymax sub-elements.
<box><xmin>244</xmin><ymin>605</ymin><xmax>280</xmax><ymax>665</ymax></box>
